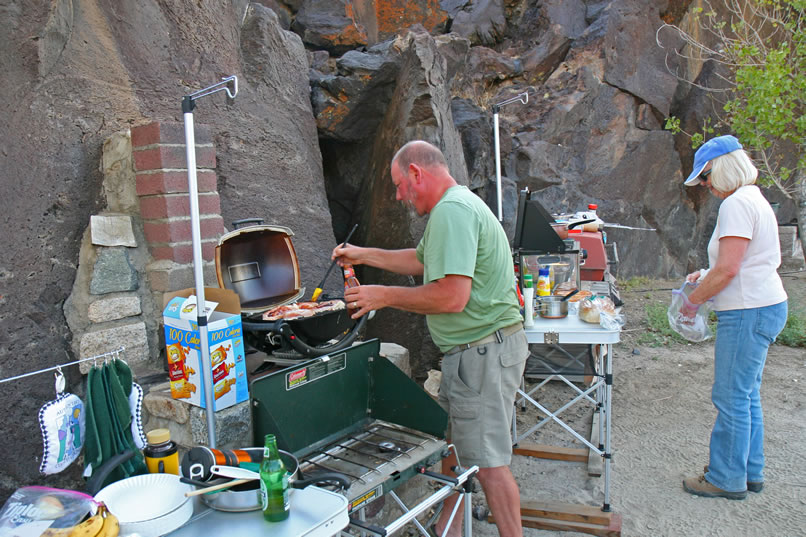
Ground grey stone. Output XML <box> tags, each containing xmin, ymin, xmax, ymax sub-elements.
<box><xmin>90</xmin><ymin>248</ymin><xmax>138</xmax><ymax>295</ymax></box>
<box><xmin>101</xmin><ymin>132</ymin><xmax>139</xmax><ymax>214</ymax></box>
<box><xmin>451</xmin><ymin>0</ymin><xmax>506</xmax><ymax>46</ymax></box>
<box><xmin>79</xmin><ymin>321</ymin><xmax>149</xmax><ymax>374</ymax></box>
<box><xmin>379</xmin><ymin>342</ymin><xmax>411</xmax><ymax>378</ymax></box>
<box><xmin>190</xmin><ymin>401</ymin><xmax>253</xmax><ymax>449</ymax></box>
<box><xmin>90</xmin><ymin>214</ymin><xmax>137</xmax><ymax>247</ymax></box>
<box><xmin>143</xmin><ymin>387</ymin><xmax>190</xmax><ymax>424</ymax></box>
<box><xmin>87</xmin><ymin>296</ymin><xmax>141</xmax><ymax>323</ymax></box>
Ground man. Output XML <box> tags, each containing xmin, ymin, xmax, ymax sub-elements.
<box><xmin>332</xmin><ymin>140</ymin><xmax>528</xmax><ymax>537</ymax></box>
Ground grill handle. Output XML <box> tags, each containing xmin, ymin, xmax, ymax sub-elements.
<box><xmin>231</xmin><ymin>218</ymin><xmax>264</xmax><ymax>229</ymax></box>
<box><xmin>278</xmin><ymin>314</ymin><xmax>368</xmax><ymax>357</ymax></box>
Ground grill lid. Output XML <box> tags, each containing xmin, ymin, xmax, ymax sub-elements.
<box><xmin>215</xmin><ymin>223</ymin><xmax>305</xmax><ymax>314</ymax></box>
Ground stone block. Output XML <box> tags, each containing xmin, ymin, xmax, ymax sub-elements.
<box><xmin>90</xmin><ymin>215</ymin><xmax>137</xmax><ymax>247</ymax></box>
<box><xmin>146</xmin><ymin>260</ymin><xmax>219</xmax><ymax>294</ymax></box>
<box><xmin>79</xmin><ymin>321</ymin><xmax>149</xmax><ymax>373</ymax></box>
<box><xmin>380</xmin><ymin>342</ymin><xmax>411</xmax><ymax>378</ymax></box>
<box><xmin>87</xmin><ymin>296</ymin><xmax>142</xmax><ymax>323</ymax></box>
<box><xmin>90</xmin><ymin>248</ymin><xmax>139</xmax><ymax>295</ymax></box>
<box><xmin>142</xmin><ymin>396</ymin><xmax>252</xmax><ymax>450</ymax></box>
<box><xmin>190</xmin><ymin>401</ymin><xmax>253</xmax><ymax>449</ymax></box>
<box><xmin>143</xmin><ymin>385</ymin><xmax>190</xmax><ymax>424</ymax></box>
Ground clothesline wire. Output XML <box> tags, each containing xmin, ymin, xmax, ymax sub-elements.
<box><xmin>0</xmin><ymin>346</ymin><xmax>126</xmax><ymax>385</ymax></box>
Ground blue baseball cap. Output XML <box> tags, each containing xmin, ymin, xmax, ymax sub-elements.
<box><xmin>684</xmin><ymin>135</ymin><xmax>743</xmax><ymax>185</ymax></box>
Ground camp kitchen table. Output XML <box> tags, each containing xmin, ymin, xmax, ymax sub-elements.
<box><xmin>167</xmin><ymin>485</ymin><xmax>349</xmax><ymax>537</ymax></box>
<box><xmin>515</xmin><ymin>313</ymin><xmax>623</xmax><ymax>536</ymax></box>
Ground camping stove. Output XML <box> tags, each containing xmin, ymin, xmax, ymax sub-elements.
<box><xmin>250</xmin><ymin>339</ymin><xmax>478</xmax><ymax>536</ymax></box>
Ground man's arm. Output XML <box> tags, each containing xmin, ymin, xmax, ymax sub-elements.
<box><xmin>332</xmin><ymin>245</ymin><xmax>424</xmax><ymax>276</ymax></box>
<box><xmin>344</xmin><ymin>274</ymin><xmax>471</xmax><ymax>318</ymax></box>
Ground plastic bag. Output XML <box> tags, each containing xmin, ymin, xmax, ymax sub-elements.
<box><xmin>0</xmin><ymin>486</ymin><xmax>96</xmax><ymax>536</ymax></box>
<box><xmin>667</xmin><ymin>282</ymin><xmax>713</xmax><ymax>342</ymax></box>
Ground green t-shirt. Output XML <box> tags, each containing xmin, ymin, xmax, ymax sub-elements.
<box><xmin>415</xmin><ymin>186</ymin><xmax>521</xmax><ymax>351</ymax></box>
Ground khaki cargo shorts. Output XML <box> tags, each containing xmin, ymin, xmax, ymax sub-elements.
<box><xmin>438</xmin><ymin>327</ymin><xmax>529</xmax><ymax>468</ymax></box>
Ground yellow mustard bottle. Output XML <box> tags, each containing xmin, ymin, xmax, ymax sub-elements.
<box><xmin>144</xmin><ymin>428</ymin><xmax>179</xmax><ymax>475</ymax></box>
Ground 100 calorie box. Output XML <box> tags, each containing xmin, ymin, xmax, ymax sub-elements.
<box><xmin>162</xmin><ymin>287</ymin><xmax>248</xmax><ymax>411</ymax></box>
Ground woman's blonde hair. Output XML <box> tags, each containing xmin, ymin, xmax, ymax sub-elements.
<box><xmin>709</xmin><ymin>149</ymin><xmax>758</xmax><ymax>193</ymax></box>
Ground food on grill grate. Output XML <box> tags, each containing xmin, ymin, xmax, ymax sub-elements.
<box><xmin>262</xmin><ymin>299</ymin><xmax>345</xmax><ymax>321</ymax></box>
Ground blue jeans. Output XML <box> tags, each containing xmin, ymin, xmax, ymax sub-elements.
<box><xmin>706</xmin><ymin>301</ymin><xmax>788</xmax><ymax>492</ymax></box>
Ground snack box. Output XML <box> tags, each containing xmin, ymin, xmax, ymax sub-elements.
<box><xmin>163</xmin><ymin>287</ymin><xmax>248</xmax><ymax>411</ymax></box>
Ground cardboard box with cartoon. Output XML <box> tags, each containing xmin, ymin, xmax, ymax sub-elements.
<box><xmin>163</xmin><ymin>287</ymin><xmax>248</xmax><ymax>411</ymax></box>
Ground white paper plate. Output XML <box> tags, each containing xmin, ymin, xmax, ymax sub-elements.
<box><xmin>95</xmin><ymin>473</ymin><xmax>194</xmax><ymax>536</ymax></box>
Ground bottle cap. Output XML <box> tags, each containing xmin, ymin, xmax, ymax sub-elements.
<box><xmin>588</xmin><ymin>203</ymin><xmax>598</xmax><ymax>210</ymax></box>
<box><xmin>568</xmin><ymin>229</ymin><xmax>582</xmax><ymax>234</ymax></box>
<box><xmin>146</xmin><ymin>428</ymin><xmax>171</xmax><ymax>444</ymax></box>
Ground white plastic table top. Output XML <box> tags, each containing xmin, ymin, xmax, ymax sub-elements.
<box><xmin>166</xmin><ymin>485</ymin><xmax>349</xmax><ymax>537</ymax></box>
<box><xmin>524</xmin><ymin>313</ymin><xmax>621</xmax><ymax>344</ymax></box>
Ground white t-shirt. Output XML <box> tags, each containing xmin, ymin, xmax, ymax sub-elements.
<box><xmin>706</xmin><ymin>185</ymin><xmax>787</xmax><ymax>311</ymax></box>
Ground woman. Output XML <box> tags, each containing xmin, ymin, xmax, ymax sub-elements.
<box><xmin>679</xmin><ymin>134</ymin><xmax>788</xmax><ymax>500</ymax></box>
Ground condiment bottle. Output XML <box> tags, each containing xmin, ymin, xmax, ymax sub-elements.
<box><xmin>522</xmin><ymin>275</ymin><xmax>535</xmax><ymax>328</ymax></box>
<box><xmin>537</xmin><ymin>267</ymin><xmax>551</xmax><ymax>297</ymax></box>
<box><xmin>344</xmin><ymin>264</ymin><xmax>361</xmax><ymax>314</ymax></box>
<box><xmin>260</xmin><ymin>434</ymin><xmax>290</xmax><ymax>522</ymax></box>
<box><xmin>343</xmin><ymin>264</ymin><xmax>360</xmax><ymax>290</ymax></box>
<box><xmin>144</xmin><ymin>428</ymin><xmax>179</xmax><ymax>475</ymax></box>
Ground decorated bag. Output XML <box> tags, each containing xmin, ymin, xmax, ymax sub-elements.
<box><xmin>38</xmin><ymin>370</ymin><xmax>85</xmax><ymax>475</ymax></box>
<box><xmin>129</xmin><ymin>382</ymin><xmax>147</xmax><ymax>450</ymax></box>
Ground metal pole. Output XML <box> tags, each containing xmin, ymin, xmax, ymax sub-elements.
<box><xmin>181</xmin><ymin>76</ymin><xmax>238</xmax><ymax>449</ymax></box>
<box><xmin>491</xmin><ymin>92</ymin><xmax>529</xmax><ymax>224</ymax></box>
<box><xmin>493</xmin><ymin>107</ymin><xmax>503</xmax><ymax>222</ymax></box>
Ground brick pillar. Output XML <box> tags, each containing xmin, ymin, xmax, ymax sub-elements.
<box><xmin>131</xmin><ymin>121</ymin><xmax>225</xmax><ymax>265</ymax></box>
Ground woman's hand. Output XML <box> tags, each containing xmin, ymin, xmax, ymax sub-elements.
<box><xmin>685</xmin><ymin>270</ymin><xmax>701</xmax><ymax>284</ymax></box>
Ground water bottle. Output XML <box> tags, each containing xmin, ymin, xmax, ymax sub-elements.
<box><xmin>522</xmin><ymin>275</ymin><xmax>535</xmax><ymax>328</ymax></box>
<box><xmin>260</xmin><ymin>434</ymin><xmax>290</xmax><ymax>522</ymax></box>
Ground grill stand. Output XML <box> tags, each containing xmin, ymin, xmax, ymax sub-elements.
<box><xmin>344</xmin><ymin>465</ymin><xmax>478</xmax><ymax>537</ymax></box>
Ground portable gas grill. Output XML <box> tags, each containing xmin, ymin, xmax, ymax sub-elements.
<box><xmin>250</xmin><ymin>339</ymin><xmax>478</xmax><ymax>536</ymax></box>
<box><xmin>215</xmin><ymin>219</ymin><xmax>367</xmax><ymax>360</ymax></box>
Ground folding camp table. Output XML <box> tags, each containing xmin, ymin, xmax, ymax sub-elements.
<box><xmin>510</xmin><ymin>314</ymin><xmax>622</xmax><ymax>536</ymax></box>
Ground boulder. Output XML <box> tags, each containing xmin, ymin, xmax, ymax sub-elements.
<box><xmin>450</xmin><ymin>0</ymin><xmax>505</xmax><ymax>46</ymax></box>
<box><xmin>292</xmin><ymin>0</ymin><xmax>368</xmax><ymax>55</ymax></box>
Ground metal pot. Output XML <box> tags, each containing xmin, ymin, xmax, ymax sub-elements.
<box><xmin>185</xmin><ymin>448</ymin><xmax>349</xmax><ymax>512</ymax></box>
<box><xmin>536</xmin><ymin>295</ymin><xmax>569</xmax><ymax>319</ymax></box>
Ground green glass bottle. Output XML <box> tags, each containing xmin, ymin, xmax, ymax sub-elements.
<box><xmin>259</xmin><ymin>434</ymin><xmax>290</xmax><ymax>522</ymax></box>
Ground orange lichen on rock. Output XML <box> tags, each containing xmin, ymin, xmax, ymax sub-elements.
<box><xmin>317</xmin><ymin>101</ymin><xmax>350</xmax><ymax>130</ymax></box>
<box><xmin>375</xmin><ymin>0</ymin><xmax>448</xmax><ymax>40</ymax></box>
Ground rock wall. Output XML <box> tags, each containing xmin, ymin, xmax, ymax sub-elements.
<box><xmin>0</xmin><ymin>0</ymin><xmax>800</xmax><ymax>500</ymax></box>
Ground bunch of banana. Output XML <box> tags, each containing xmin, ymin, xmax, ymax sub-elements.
<box><xmin>41</xmin><ymin>503</ymin><xmax>119</xmax><ymax>537</ymax></box>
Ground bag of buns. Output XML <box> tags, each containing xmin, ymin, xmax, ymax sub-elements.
<box><xmin>578</xmin><ymin>296</ymin><xmax>616</xmax><ymax>324</ymax></box>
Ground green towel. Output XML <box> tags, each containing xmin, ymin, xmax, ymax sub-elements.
<box><xmin>83</xmin><ymin>361</ymin><xmax>147</xmax><ymax>489</ymax></box>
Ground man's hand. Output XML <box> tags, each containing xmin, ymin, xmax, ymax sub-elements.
<box><xmin>344</xmin><ymin>285</ymin><xmax>385</xmax><ymax>319</ymax></box>
<box><xmin>685</xmin><ymin>270</ymin><xmax>702</xmax><ymax>284</ymax></box>
<box><xmin>332</xmin><ymin>243</ymin><xmax>365</xmax><ymax>267</ymax></box>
